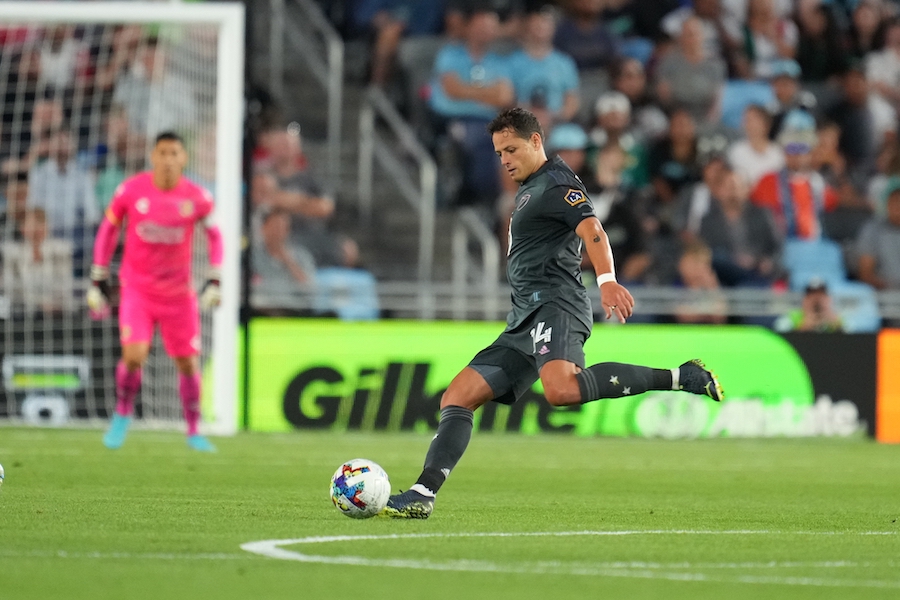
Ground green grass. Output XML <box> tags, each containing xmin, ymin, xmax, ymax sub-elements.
<box><xmin>1</xmin><ymin>428</ymin><xmax>899</xmax><ymax>600</ymax></box>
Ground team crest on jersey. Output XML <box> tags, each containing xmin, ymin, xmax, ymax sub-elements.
<box><xmin>516</xmin><ymin>193</ymin><xmax>531</xmax><ymax>210</ymax></box>
<box><xmin>179</xmin><ymin>201</ymin><xmax>194</xmax><ymax>217</ymax></box>
<box><xmin>135</xmin><ymin>198</ymin><xmax>150</xmax><ymax>214</ymax></box>
<box><xmin>564</xmin><ymin>188</ymin><xmax>586</xmax><ymax>206</ymax></box>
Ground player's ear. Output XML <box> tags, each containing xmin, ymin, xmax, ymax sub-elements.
<box><xmin>532</xmin><ymin>132</ymin><xmax>541</xmax><ymax>149</ymax></box>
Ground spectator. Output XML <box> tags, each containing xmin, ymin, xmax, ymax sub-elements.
<box><xmin>429</xmin><ymin>9</ymin><xmax>514</xmax><ymax>211</ymax></box>
<box><xmin>774</xmin><ymin>277</ymin><xmax>844</xmax><ymax>332</ymax></box>
<box><xmin>445</xmin><ymin>0</ymin><xmax>524</xmax><ymax>41</ymax></box>
<box><xmin>353</xmin><ymin>0</ymin><xmax>447</xmax><ymax>86</ymax></box>
<box><xmin>727</xmin><ymin>103</ymin><xmax>785</xmax><ymax>188</ymax></box>
<box><xmin>1</xmin><ymin>207</ymin><xmax>74</xmax><ymax>313</ymax></box>
<box><xmin>826</xmin><ymin>62</ymin><xmax>897</xmax><ymax>189</ymax></box>
<box><xmin>767</xmin><ymin>58</ymin><xmax>817</xmax><ymax>140</ymax></box>
<box><xmin>698</xmin><ymin>168</ymin><xmax>782</xmax><ymax>287</ymax></box>
<box><xmin>857</xmin><ymin>187</ymin><xmax>900</xmax><ymax>290</ymax></box>
<box><xmin>648</xmin><ymin>107</ymin><xmax>702</xmax><ymax>232</ymax></box>
<box><xmin>847</xmin><ymin>0</ymin><xmax>886</xmax><ymax>62</ymax></box>
<box><xmin>112</xmin><ymin>36</ymin><xmax>198</xmax><ymax>141</ymax></box>
<box><xmin>673</xmin><ymin>152</ymin><xmax>729</xmax><ymax>241</ymax></box>
<box><xmin>866</xmin><ymin>19</ymin><xmax>900</xmax><ymax>112</ymax></box>
<box><xmin>751</xmin><ymin>110</ymin><xmax>838</xmax><ymax>240</ymax></box>
<box><xmin>741</xmin><ymin>0</ymin><xmax>798</xmax><ymax>79</ymax></box>
<box><xmin>610</xmin><ymin>57</ymin><xmax>668</xmax><ymax>143</ymax></box>
<box><xmin>655</xmin><ymin>16</ymin><xmax>728</xmax><ymax>122</ymax></box>
<box><xmin>508</xmin><ymin>8</ymin><xmax>580</xmax><ymax>129</ymax></box>
<box><xmin>0</xmin><ymin>168</ymin><xmax>29</xmax><ymax>242</ymax></box>
<box><xmin>552</xmin><ymin>0</ymin><xmax>620</xmax><ymax>72</ymax></box>
<box><xmin>672</xmin><ymin>240</ymin><xmax>729</xmax><ymax>324</ymax></box>
<box><xmin>794</xmin><ymin>1</ymin><xmax>848</xmax><ymax>82</ymax></box>
<box><xmin>252</xmin><ymin>127</ymin><xmax>358</xmax><ymax>268</ymax></box>
<box><xmin>583</xmin><ymin>144</ymin><xmax>652</xmax><ymax>284</ymax></box>
<box><xmin>26</xmin><ymin>127</ymin><xmax>97</xmax><ymax>273</ymax></box>
<box><xmin>546</xmin><ymin>122</ymin><xmax>589</xmax><ymax>180</ymax></box>
<box><xmin>589</xmin><ymin>91</ymin><xmax>648</xmax><ymax>189</ymax></box>
<box><xmin>605</xmin><ymin>0</ymin><xmax>681</xmax><ymax>43</ymax></box>
<box><xmin>0</xmin><ymin>48</ymin><xmax>41</xmax><ymax>161</ymax></box>
<box><xmin>660</xmin><ymin>0</ymin><xmax>744</xmax><ymax>77</ymax></box>
<box><xmin>37</xmin><ymin>25</ymin><xmax>89</xmax><ymax>94</ymax></box>
<box><xmin>251</xmin><ymin>207</ymin><xmax>317</xmax><ymax>311</ymax></box>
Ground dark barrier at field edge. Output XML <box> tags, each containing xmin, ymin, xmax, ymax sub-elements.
<box><xmin>780</xmin><ymin>332</ymin><xmax>877</xmax><ymax>437</ymax></box>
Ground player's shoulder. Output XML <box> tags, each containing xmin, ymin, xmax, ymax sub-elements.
<box><xmin>180</xmin><ymin>176</ymin><xmax>214</xmax><ymax>203</ymax></box>
<box><xmin>113</xmin><ymin>171</ymin><xmax>153</xmax><ymax>199</ymax></box>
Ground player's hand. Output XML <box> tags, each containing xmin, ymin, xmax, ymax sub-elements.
<box><xmin>199</xmin><ymin>278</ymin><xmax>221</xmax><ymax>310</ymax></box>
<box><xmin>87</xmin><ymin>264</ymin><xmax>112</xmax><ymax>320</ymax></box>
<box><xmin>600</xmin><ymin>281</ymin><xmax>634</xmax><ymax>324</ymax></box>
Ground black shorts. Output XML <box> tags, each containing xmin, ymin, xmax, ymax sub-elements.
<box><xmin>467</xmin><ymin>304</ymin><xmax>590</xmax><ymax>405</ymax></box>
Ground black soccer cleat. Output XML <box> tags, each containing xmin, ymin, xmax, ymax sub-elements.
<box><xmin>381</xmin><ymin>489</ymin><xmax>435</xmax><ymax>519</ymax></box>
<box><xmin>678</xmin><ymin>359</ymin><xmax>724</xmax><ymax>402</ymax></box>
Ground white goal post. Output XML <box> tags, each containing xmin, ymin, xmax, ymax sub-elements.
<box><xmin>0</xmin><ymin>2</ymin><xmax>244</xmax><ymax>435</ymax></box>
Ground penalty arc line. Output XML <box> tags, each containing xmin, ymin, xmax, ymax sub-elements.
<box><xmin>240</xmin><ymin>530</ymin><xmax>900</xmax><ymax>590</ymax></box>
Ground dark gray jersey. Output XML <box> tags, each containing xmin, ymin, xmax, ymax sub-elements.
<box><xmin>505</xmin><ymin>155</ymin><xmax>595</xmax><ymax>331</ymax></box>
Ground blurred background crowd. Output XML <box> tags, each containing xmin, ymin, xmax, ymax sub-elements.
<box><xmin>1</xmin><ymin>0</ymin><xmax>899</xmax><ymax>331</ymax></box>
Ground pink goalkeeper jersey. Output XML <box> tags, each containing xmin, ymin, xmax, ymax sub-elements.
<box><xmin>107</xmin><ymin>172</ymin><xmax>214</xmax><ymax>298</ymax></box>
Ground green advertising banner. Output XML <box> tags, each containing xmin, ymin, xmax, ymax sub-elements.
<box><xmin>245</xmin><ymin>319</ymin><xmax>845</xmax><ymax>438</ymax></box>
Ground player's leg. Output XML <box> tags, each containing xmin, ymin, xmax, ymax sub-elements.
<box><xmin>160</xmin><ymin>294</ymin><xmax>215</xmax><ymax>452</ymax></box>
<box><xmin>103</xmin><ymin>289</ymin><xmax>153</xmax><ymax>449</ymax></box>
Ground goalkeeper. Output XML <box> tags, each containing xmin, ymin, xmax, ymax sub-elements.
<box><xmin>88</xmin><ymin>131</ymin><xmax>223</xmax><ymax>452</ymax></box>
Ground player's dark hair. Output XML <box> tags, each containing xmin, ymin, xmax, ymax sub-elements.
<box><xmin>487</xmin><ymin>108</ymin><xmax>543</xmax><ymax>142</ymax></box>
<box><xmin>155</xmin><ymin>131</ymin><xmax>184</xmax><ymax>146</ymax></box>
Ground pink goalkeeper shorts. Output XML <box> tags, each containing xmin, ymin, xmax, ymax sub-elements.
<box><xmin>119</xmin><ymin>286</ymin><xmax>201</xmax><ymax>357</ymax></box>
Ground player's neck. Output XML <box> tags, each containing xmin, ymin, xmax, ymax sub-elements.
<box><xmin>153</xmin><ymin>174</ymin><xmax>180</xmax><ymax>191</ymax></box>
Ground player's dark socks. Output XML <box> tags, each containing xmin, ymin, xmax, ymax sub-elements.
<box><xmin>415</xmin><ymin>406</ymin><xmax>474</xmax><ymax>494</ymax></box>
<box><xmin>576</xmin><ymin>362</ymin><xmax>673</xmax><ymax>402</ymax></box>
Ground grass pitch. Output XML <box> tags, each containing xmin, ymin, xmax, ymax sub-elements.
<box><xmin>1</xmin><ymin>428</ymin><xmax>898</xmax><ymax>600</ymax></box>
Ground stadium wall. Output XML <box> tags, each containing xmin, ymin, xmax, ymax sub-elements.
<box><xmin>242</xmin><ymin>319</ymin><xmax>895</xmax><ymax>440</ymax></box>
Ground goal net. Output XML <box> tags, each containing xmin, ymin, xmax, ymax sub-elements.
<box><xmin>0</xmin><ymin>2</ymin><xmax>243</xmax><ymax>435</ymax></box>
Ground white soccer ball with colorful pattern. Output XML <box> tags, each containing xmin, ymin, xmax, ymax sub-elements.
<box><xmin>330</xmin><ymin>458</ymin><xmax>391</xmax><ymax>518</ymax></box>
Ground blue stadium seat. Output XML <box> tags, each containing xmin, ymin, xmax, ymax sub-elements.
<box><xmin>831</xmin><ymin>281</ymin><xmax>882</xmax><ymax>333</ymax></box>
<box><xmin>718</xmin><ymin>79</ymin><xmax>776</xmax><ymax>131</ymax></box>
<box><xmin>783</xmin><ymin>239</ymin><xmax>847</xmax><ymax>291</ymax></box>
<box><xmin>314</xmin><ymin>268</ymin><xmax>380</xmax><ymax>321</ymax></box>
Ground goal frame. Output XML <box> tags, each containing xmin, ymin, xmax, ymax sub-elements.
<box><xmin>0</xmin><ymin>2</ymin><xmax>245</xmax><ymax>435</ymax></box>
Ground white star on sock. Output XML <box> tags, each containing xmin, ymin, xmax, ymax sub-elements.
<box><xmin>609</xmin><ymin>375</ymin><xmax>619</xmax><ymax>385</ymax></box>
<box><xmin>622</xmin><ymin>386</ymin><xmax>631</xmax><ymax>395</ymax></box>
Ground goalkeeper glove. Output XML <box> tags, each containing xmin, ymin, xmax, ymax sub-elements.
<box><xmin>199</xmin><ymin>268</ymin><xmax>221</xmax><ymax>310</ymax></box>
<box><xmin>87</xmin><ymin>264</ymin><xmax>112</xmax><ymax>320</ymax></box>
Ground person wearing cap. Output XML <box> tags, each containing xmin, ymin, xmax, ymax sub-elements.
<box><xmin>750</xmin><ymin>109</ymin><xmax>838</xmax><ymax>240</ymax></box>
<box><xmin>546</xmin><ymin>122</ymin><xmax>589</xmax><ymax>179</ymax></box>
<box><xmin>589</xmin><ymin>91</ymin><xmax>649</xmax><ymax>188</ymax></box>
<box><xmin>767</xmin><ymin>58</ymin><xmax>817</xmax><ymax>140</ymax></box>
<box><xmin>508</xmin><ymin>7</ymin><xmax>580</xmax><ymax>129</ymax></box>
<box><xmin>774</xmin><ymin>277</ymin><xmax>844</xmax><ymax>332</ymax></box>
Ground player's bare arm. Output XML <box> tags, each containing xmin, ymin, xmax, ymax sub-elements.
<box><xmin>575</xmin><ymin>216</ymin><xmax>634</xmax><ymax>323</ymax></box>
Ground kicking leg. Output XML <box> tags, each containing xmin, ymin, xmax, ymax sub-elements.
<box><xmin>383</xmin><ymin>366</ymin><xmax>493</xmax><ymax>519</ymax></box>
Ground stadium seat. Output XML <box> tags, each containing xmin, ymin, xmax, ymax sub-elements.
<box><xmin>783</xmin><ymin>238</ymin><xmax>847</xmax><ymax>292</ymax></box>
<box><xmin>718</xmin><ymin>79</ymin><xmax>776</xmax><ymax>131</ymax></box>
<box><xmin>831</xmin><ymin>281</ymin><xmax>882</xmax><ymax>333</ymax></box>
<box><xmin>314</xmin><ymin>268</ymin><xmax>380</xmax><ymax>321</ymax></box>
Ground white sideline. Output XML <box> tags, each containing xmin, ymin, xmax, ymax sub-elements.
<box><xmin>239</xmin><ymin>530</ymin><xmax>900</xmax><ymax>590</ymax></box>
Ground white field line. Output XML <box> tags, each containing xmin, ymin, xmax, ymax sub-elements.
<box><xmin>0</xmin><ymin>549</ymin><xmax>247</xmax><ymax>560</ymax></box>
<box><xmin>240</xmin><ymin>530</ymin><xmax>900</xmax><ymax>589</ymax></box>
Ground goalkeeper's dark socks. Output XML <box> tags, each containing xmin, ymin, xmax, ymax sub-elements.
<box><xmin>576</xmin><ymin>362</ymin><xmax>674</xmax><ymax>402</ymax></box>
<box><xmin>415</xmin><ymin>406</ymin><xmax>474</xmax><ymax>494</ymax></box>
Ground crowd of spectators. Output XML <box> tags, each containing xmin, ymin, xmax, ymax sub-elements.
<box><xmin>332</xmin><ymin>0</ymin><xmax>900</xmax><ymax>327</ymax></box>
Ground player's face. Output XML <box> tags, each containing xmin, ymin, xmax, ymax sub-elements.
<box><xmin>493</xmin><ymin>128</ymin><xmax>543</xmax><ymax>183</ymax></box>
<box><xmin>151</xmin><ymin>139</ymin><xmax>188</xmax><ymax>188</ymax></box>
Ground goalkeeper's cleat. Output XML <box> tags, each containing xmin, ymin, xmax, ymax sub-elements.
<box><xmin>381</xmin><ymin>489</ymin><xmax>434</xmax><ymax>519</ymax></box>
<box><xmin>103</xmin><ymin>414</ymin><xmax>131</xmax><ymax>449</ymax></box>
<box><xmin>187</xmin><ymin>434</ymin><xmax>217</xmax><ymax>453</ymax></box>
<box><xmin>678</xmin><ymin>359</ymin><xmax>724</xmax><ymax>402</ymax></box>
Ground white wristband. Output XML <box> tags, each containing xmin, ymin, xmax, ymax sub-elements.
<box><xmin>596</xmin><ymin>273</ymin><xmax>617</xmax><ymax>287</ymax></box>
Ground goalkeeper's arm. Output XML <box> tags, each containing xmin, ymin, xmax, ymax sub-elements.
<box><xmin>199</xmin><ymin>220</ymin><xmax>223</xmax><ymax>310</ymax></box>
<box><xmin>87</xmin><ymin>215</ymin><xmax>121</xmax><ymax>317</ymax></box>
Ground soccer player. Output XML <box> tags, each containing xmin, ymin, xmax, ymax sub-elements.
<box><xmin>87</xmin><ymin>131</ymin><xmax>223</xmax><ymax>452</ymax></box>
<box><xmin>383</xmin><ymin>108</ymin><xmax>724</xmax><ymax>519</ymax></box>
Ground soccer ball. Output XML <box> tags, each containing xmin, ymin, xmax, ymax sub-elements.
<box><xmin>330</xmin><ymin>458</ymin><xmax>390</xmax><ymax>519</ymax></box>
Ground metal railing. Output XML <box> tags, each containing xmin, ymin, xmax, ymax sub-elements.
<box><xmin>268</xmin><ymin>0</ymin><xmax>343</xmax><ymax>186</ymax></box>
<box><xmin>452</xmin><ymin>208</ymin><xmax>502</xmax><ymax>321</ymax></box>
<box><xmin>358</xmin><ymin>86</ymin><xmax>437</xmax><ymax>289</ymax></box>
